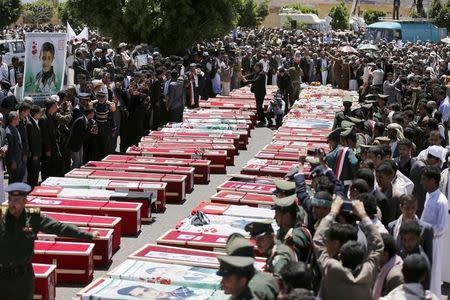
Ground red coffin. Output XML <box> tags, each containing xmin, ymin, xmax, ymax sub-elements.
<box><xmin>38</xmin><ymin>227</ymin><xmax>113</xmax><ymax>267</ymax></box>
<box><xmin>126</xmin><ymin>147</ymin><xmax>227</xmax><ymax>174</ymax></box>
<box><xmin>161</xmin><ymin>128</ymin><xmax>249</xmax><ymax>149</ymax></box>
<box><xmin>211</xmin><ymin>190</ymin><xmax>275</xmax><ymax>207</ymax></box>
<box><xmin>255</xmin><ymin>150</ymin><xmax>301</xmax><ymax>161</ymax></box>
<box><xmin>42</xmin><ymin>211</ymin><xmax>121</xmax><ymax>252</ymax></box>
<box><xmin>26</xmin><ymin>197</ymin><xmax>141</xmax><ymax>236</ymax></box>
<box><xmin>138</xmin><ymin>142</ymin><xmax>236</xmax><ymax>165</ymax></box>
<box><xmin>31</xmin><ymin>185</ymin><xmax>152</xmax><ymax>223</ymax></box>
<box><xmin>33</xmin><ymin>263</ymin><xmax>56</xmax><ymax>300</ymax></box>
<box><xmin>33</xmin><ymin>240</ymin><xmax>94</xmax><ymax>284</ymax></box>
<box><xmin>149</xmin><ymin>131</ymin><xmax>244</xmax><ymax>150</ymax></box>
<box><xmin>273</xmin><ymin>134</ymin><xmax>327</xmax><ymax>143</ymax></box>
<box><xmin>66</xmin><ymin>168</ymin><xmax>186</xmax><ymax>203</ymax></box>
<box><xmin>103</xmin><ymin>155</ymin><xmax>210</xmax><ymax>184</ymax></box>
<box><xmin>40</xmin><ymin>177</ymin><xmax>167</xmax><ymax>213</ymax></box>
<box><xmin>156</xmin><ymin>229</ymin><xmax>228</xmax><ymax>252</ymax></box>
<box><xmin>82</xmin><ymin>161</ymin><xmax>195</xmax><ymax>193</ymax></box>
<box><xmin>216</xmin><ymin>180</ymin><xmax>275</xmax><ymax>195</ymax></box>
<box><xmin>128</xmin><ymin>244</ymin><xmax>266</xmax><ymax>269</ymax></box>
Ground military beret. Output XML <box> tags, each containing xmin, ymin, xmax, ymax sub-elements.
<box><xmin>326</xmin><ymin>128</ymin><xmax>342</xmax><ymax>140</ymax></box>
<box><xmin>365</xmin><ymin>94</ymin><xmax>377</xmax><ymax>100</ymax></box>
<box><xmin>5</xmin><ymin>182</ymin><xmax>32</xmax><ymax>196</ymax></box>
<box><xmin>244</xmin><ymin>219</ymin><xmax>274</xmax><ymax>238</ymax></box>
<box><xmin>226</xmin><ymin>234</ymin><xmax>255</xmax><ymax>257</ymax></box>
<box><xmin>78</xmin><ymin>92</ymin><xmax>91</xmax><ymax>99</ymax></box>
<box><xmin>216</xmin><ymin>255</ymin><xmax>255</xmax><ymax>277</ymax></box>
<box><xmin>273</xmin><ymin>194</ymin><xmax>297</xmax><ymax>209</ymax></box>
<box><xmin>272</xmin><ymin>178</ymin><xmax>296</xmax><ymax>193</ymax></box>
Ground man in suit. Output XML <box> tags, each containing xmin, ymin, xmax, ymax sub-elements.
<box><xmin>318</xmin><ymin>51</ymin><xmax>330</xmax><ymax>85</ymax></box>
<box><xmin>72</xmin><ymin>49</ymin><xmax>90</xmax><ymax>84</ymax></box>
<box><xmin>166</xmin><ymin>70</ymin><xmax>185</xmax><ymax>123</ymax></box>
<box><xmin>242</xmin><ymin>62</ymin><xmax>266</xmax><ymax>126</ymax></box>
<box><xmin>5</xmin><ymin>111</ymin><xmax>25</xmax><ymax>183</ymax></box>
<box><xmin>67</xmin><ymin>108</ymin><xmax>96</xmax><ymax>168</ymax></box>
<box><xmin>0</xmin><ymin>113</ymin><xmax>8</xmax><ymax>202</ymax></box>
<box><xmin>17</xmin><ymin>102</ymin><xmax>30</xmax><ymax>182</ymax></box>
<box><xmin>87</xmin><ymin>48</ymin><xmax>104</xmax><ymax>76</ymax></box>
<box><xmin>39</xmin><ymin>98</ymin><xmax>61</xmax><ymax>180</ymax></box>
<box><xmin>313</xmin><ymin>197</ymin><xmax>383</xmax><ymax>299</ymax></box>
<box><xmin>388</xmin><ymin>194</ymin><xmax>434</xmax><ymax>266</ymax></box>
<box><xmin>372</xmin><ymin>233</ymin><xmax>404</xmax><ymax>298</ymax></box>
<box><xmin>26</xmin><ymin>105</ymin><xmax>43</xmax><ymax>188</ymax></box>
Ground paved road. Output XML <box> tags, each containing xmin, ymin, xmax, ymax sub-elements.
<box><xmin>58</xmin><ymin>127</ymin><xmax>275</xmax><ymax>299</ymax></box>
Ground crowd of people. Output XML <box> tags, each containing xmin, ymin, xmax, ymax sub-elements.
<box><xmin>1</xmin><ymin>23</ymin><xmax>450</xmax><ymax>299</ymax></box>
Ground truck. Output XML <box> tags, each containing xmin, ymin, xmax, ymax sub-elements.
<box><xmin>365</xmin><ymin>19</ymin><xmax>447</xmax><ymax>43</ymax></box>
<box><xmin>0</xmin><ymin>39</ymin><xmax>25</xmax><ymax>65</ymax></box>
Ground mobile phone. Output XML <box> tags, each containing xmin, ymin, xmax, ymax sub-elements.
<box><xmin>341</xmin><ymin>200</ymin><xmax>353</xmax><ymax>213</ymax></box>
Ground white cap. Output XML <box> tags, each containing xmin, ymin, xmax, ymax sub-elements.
<box><xmin>428</xmin><ymin>145</ymin><xmax>443</xmax><ymax>160</ymax></box>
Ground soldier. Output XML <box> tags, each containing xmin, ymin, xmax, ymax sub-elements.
<box><xmin>272</xmin><ymin>193</ymin><xmax>311</xmax><ymax>262</ymax></box>
<box><xmin>332</xmin><ymin>98</ymin><xmax>353</xmax><ymax>130</ymax></box>
<box><xmin>325</xmin><ymin>128</ymin><xmax>359</xmax><ymax>192</ymax></box>
<box><xmin>225</xmin><ymin>234</ymin><xmax>279</xmax><ymax>300</ymax></box>
<box><xmin>0</xmin><ymin>183</ymin><xmax>98</xmax><ymax>299</ymax></box>
<box><xmin>216</xmin><ymin>255</ymin><xmax>258</xmax><ymax>300</ymax></box>
<box><xmin>245</xmin><ymin>220</ymin><xmax>297</xmax><ymax>276</ymax></box>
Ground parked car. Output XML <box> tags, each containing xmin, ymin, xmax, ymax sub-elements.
<box><xmin>0</xmin><ymin>39</ymin><xmax>25</xmax><ymax>65</ymax></box>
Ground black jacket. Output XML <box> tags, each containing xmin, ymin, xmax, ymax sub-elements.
<box><xmin>39</xmin><ymin>111</ymin><xmax>61</xmax><ymax>158</ymax></box>
<box><xmin>246</xmin><ymin>71</ymin><xmax>266</xmax><ymax>97</ymax></box>
<box><xmin>26</xmin><ymin>118</ymin><xmax>42</xmax><ymax>158</ymax></box>
<box><xmin>67</xmin><ymin>116</ymin><xmax>89</xmax><ymax>152</ymax></box>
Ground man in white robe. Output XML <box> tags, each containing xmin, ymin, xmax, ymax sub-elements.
<box><xmin>420</xmin><ymin>165</ymin><xmax>449</xmax><ymax>298</ymax></box>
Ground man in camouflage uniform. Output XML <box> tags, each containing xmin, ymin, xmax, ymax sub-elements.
<box><xmin>225</xmin><ymin>234</ymin><xmax>279</xmax><ymax>300</ymax></box>
<box><xmin>245</xmin><ymin>220</ymin><xmax>297</xmax><ymax>276</ymax></box>
<box><xmin>0</xmin><ymin>183</ymin><xmax>98</xmax><ymax>300</ymax></box>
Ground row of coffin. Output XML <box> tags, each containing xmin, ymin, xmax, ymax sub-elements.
<box><xmin>74</xmin><ymin>86</ymin><xmax>358</xmax><ymax>299</ymax></box>
<box><xmin>25</xmin><ymin>87</ymin><xmax>269</xmax><ymax>300</ymax></box>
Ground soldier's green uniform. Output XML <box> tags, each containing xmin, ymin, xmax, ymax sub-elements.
<box><xmin>0</xmin><ymin>183</ymin><xmax>94</xmax><ymax>300</ymax></box>
<box><xmin>332</xmin><ymin>98</ymin><xmax>353</xmax><ymax>130</ymax></box>
<box><xmin>224</xmin><ymin>234</ymin><xmax>279</xmax><ymax>300</ymax></box>
<box><xmin>245</xmin><ymin>220</ymin><xmax>296</xmax><ymax>276</ymax></box>
<box><xmin>272</xmin><ymin>194</ymin><xmax>311</xmax><ymax>262</ymax></box>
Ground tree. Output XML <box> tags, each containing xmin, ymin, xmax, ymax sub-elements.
<box><xmin>429</xmin><ymin>0</ymin><xmax>442</xmax><ymax>18</ymax></box>
<box><xmin>64</xmin><ymin>0</ymin><xmax>240</xmax><ymax>54</ymax></box>
<box><xmin>235</xmin><ymin>0</ymin><xmax>268</xmax><ymax>27</ymax></box>
<box><xmin>328</xmin><ymin>1</ymin><xmax>349</xmax><ymax>30</ymax></box>
<box><xmin>363</xmin><ymin>9</ymin><xmax>386</xmax><ymax>25</ymax></box>
<box><xmin>283</xmin><ymin>3</ymin><xmax>319</xmax><ymax>15</ymax></box>
<box><xmin>435</xmin><ymin>5</ymin><xmax>450</xmax><ymax>28</ymax></box>
<box><xmin>22</xmin><ymin>0</ymin><xmax>54</xmax><ymax>26</ymax></box>
<box><xmin>0</xmin><ymin>0</ymin><xmax>21</xmax><ymax>29</ymax></box>
<box><xmin>58</xmin><ymin>1</ymin><xmax>83</xmax><ymax>27</ymax></box>
<box><xmin>256</xmin><ymin>0</ymin><xmax>270</xmax><ymax>22</ymax></box>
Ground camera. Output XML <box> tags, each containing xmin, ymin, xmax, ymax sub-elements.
<box><xmin>341</xmin><ymin>200</ymin><xmax>353</xmax><ymax>213</ymax></box>
<box><xmin>307</xmin><ymin>148</ymin><xmax>321</xmax><ymax>156</ymax></box>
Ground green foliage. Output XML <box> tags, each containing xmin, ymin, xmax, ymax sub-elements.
<box><xmin>236</xmin><ymin>0</ymin><xmax>269</xmax><ymax>27</ymax></box>
<box><xmin>435</xmin><ymin>5</ymin><xmax>450</xmax><ymax>28</ymax></box>
<box><xmin>328</xmin><ymin>1</ymin><xmax>349</xmax><ymax>30</ymax></box>
<box><xmin>0</xmin><ymin>0</ymin><xmax>22</xmax><ymax>29</ymax></box>
<box><xmin>283</xmin><ymin>3</ymin><xmax>319</xmax><ymax>15</ymax></box>
<box><xmin>256</xmin><ymin>0</ymin><xmax>270</xmax><ymax>22</ymax></box>
<box><xmin>362</xmin><ymin>9</ymin><xmax>386</xmax><ymax>25</ymax></box>
<box><xmin>22</xmin><ymin>0</ymin><xmax>54</xmax><ymax>26</ymax></box>
<box><xmin>429</xmin><ymin>0</ymin><xmax>442</xmax><ymax>18</ymax></box>
<box><xmin>58</xmin><ymin>1</ymin><xmax>83</xmax><ymax>27</ymax></box>
<box><xmin>64</xmin><ymin>0</ymin><xmax>241</xmax><ymax>54</ymax></box>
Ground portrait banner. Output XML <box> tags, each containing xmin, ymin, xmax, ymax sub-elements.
<box><xmin>108</xmin><ymin>259</ymin><xmax>221</xmax><ymax>290</ymax></box>
<box><xmin>23</xmin><ymin>32</ymin><xmax>67</xmax><ymax>103</ymax></box>
<box><xmin>78</xmin><ymin>277</ymin><xmax>226</xmax><ymax>300</ymax></box>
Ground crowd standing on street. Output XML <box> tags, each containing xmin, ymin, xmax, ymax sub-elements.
<box><xmin>1</xmin><ymin>23</ymin><xmax>450</xmax><ymax>299</ymax></box>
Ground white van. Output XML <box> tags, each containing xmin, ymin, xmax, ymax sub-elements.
<box><xmin>0</xmin><ymin>39</ymin><xmax>25</xmax><ymax>65</ymax></box>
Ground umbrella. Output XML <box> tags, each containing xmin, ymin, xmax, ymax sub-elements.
<box><xmin>339</xmin><ymin>45</ymin><xmax>358</xmax><ymax>53</ymax></box>
<box><xmin>441</xmin><ymin>37</ymin><xmax>450</xmax><ymax>44</ymax></box>
<box><xmin>357</xmin><ymin>44</ymin><xmax>379</xmax><ymax>51</ymax></box>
